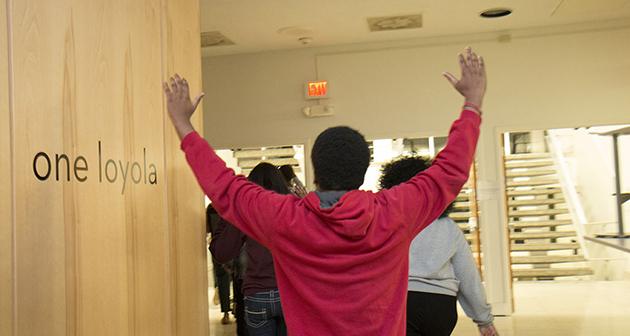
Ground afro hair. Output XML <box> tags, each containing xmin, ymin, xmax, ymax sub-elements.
<box><xmin>379</xmin><ymin>156</ymin><xmax>454</xmax><ymax>218</ymax></box>
<box><xmin>311</xmin><ymin>126</ymin><xmax>370</xmax><ymax>191</ymax></box>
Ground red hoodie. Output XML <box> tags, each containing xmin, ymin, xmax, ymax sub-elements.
<box><xmin>181</xmin><ymin>109</ymin><xmax>480</xmax><ymax>335</ymax></box>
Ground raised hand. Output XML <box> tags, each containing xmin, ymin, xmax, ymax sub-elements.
<box><xmin>163</xmin><ymin>74</ymin><xmax>205</xmax><ymax>139</ymax></box>
<box><xmin>443</xmin><ymin>47</ymin><xmax>487</xmax><ymax>111</ymax></box>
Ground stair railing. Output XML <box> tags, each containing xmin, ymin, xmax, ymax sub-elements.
<box><xmin>546</xmin><ymin>131</ymin><xmax>590</xmax><ymax>259</ymax></box>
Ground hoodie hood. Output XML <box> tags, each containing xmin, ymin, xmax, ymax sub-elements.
<box><xmin>304</xmin><ymin>190</ymin><xmax>375</xmax><ymax>240</ymax></box>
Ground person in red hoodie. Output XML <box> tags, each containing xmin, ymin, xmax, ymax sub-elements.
<box><xmin>163</xmin><ymin>47</ymin><xmax>486</xmax><ymax>335</ymax></box>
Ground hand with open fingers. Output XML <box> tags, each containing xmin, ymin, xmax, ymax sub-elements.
<box><xmin>163</xmin><ymin>74</ymin><xmax>205</xmax><ymax>139</ymax></box>
<box><xmin>478</xmin><ymin>323</ymin><xmax>499</xmax><ymax>336</ymax></box>
<box><xmin>443</xmin><ymin>47</ymin><xmax>487</xmax><ymax>111</ymax></box>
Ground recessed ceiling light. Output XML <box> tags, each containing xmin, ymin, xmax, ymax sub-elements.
<box><xmin>480</xmin><ymin>8</ymin><xmax>512</xmax><ymax>19</ymax></box>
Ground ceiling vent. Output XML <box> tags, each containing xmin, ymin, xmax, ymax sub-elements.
<box><xmin>367</xmin><ymin>14</ymin><xmax>423</xmax><ymax>32</ymax></box>
<box><xmin>200</xmin><ymin>31</ymin><xmax>234</xmax><ymax>48</ymax></box>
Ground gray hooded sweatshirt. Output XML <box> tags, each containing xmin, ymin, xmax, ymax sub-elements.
<box><xmin>408</xmin><ymin>217</ymin><xmax>494</xmax><ymax>326</ymax></box>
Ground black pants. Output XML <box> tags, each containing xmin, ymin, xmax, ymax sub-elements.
<box><xmin>214</xmin><ymin>260</ymin><xmax>232</xmax><ymax>313</ymax></box>
<box><xmin>406</xmin><ymin>291</ymin><xmax>458</xmax><ymax>336</ymax></box>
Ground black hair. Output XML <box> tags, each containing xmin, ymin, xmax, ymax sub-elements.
<box><xmin>379</xmin><ymin>156</ymin><xmax>454</xmax><ymax>218</ymax></box>
<box><xmin>248</xmin><ymin>162</ymin><xmax>291</xmax><ymax>195</ymax></box>
<box><xmin>278</xmin><ymin>164</ymin><xmax>297</xmax><ymax>184</ymax></box>
<box><xmin>311</xmin><ymin>126</ymin><xmax>370</xmax><ymax>191</ymax></box>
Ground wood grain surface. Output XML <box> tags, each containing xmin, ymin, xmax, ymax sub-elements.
<box><xmin>1</xmin><ymin>0</ymin><xmax>14</xmax><ymax>334</ymax></box>
<box><xmin>2</xmin><ymin>0</ymin><xmax>207</xmax><ymax>335</ymax></box>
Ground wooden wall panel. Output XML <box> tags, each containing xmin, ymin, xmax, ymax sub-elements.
<box><xmin>5</xmin><ymin>0</ymin><xmax>207</xmax><ymax>335</ymax></box>
<box><xmin>12</xmin><ymin>1</ymin><xmax>70</xmax><ymax>334</ymax></box>
<box><xmin>1</xmin><ymin>0</ymin><xmax>14</xmax><ymax>334</ymax></box>
<box><xmin>122</xmin><ymin>1</ymin><xmax>174</xmax><ymax>334</ymax></box>
<box><xmin>162</xmin><ymin>0</ymin><xmax>209</xmax><ymax>335</ymax></box>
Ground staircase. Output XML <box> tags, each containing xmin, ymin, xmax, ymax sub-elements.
<box><xmin>233</xmin><ymin>146</ymin><xmax>301</xmax><ymax>176</ymax></box>
<box><xmin>450</xmin><ymin>170</ymin><xmax>482</xmax><ymax>266</ymax></box>
<box><xmin>504</xmin><ymin>152</ymin><xmax>593</xmax><ymax>280</ymax></box>
<box><xmin>451</xmin><ymin>188</ymin><xmax>478</xmax><ymax>248</ymax></box>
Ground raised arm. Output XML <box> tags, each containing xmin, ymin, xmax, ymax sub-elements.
<box><xmin>164</xmin><ymin>75</ymin><xmax>294</xmax><ymax>248</ymax></box>
<box><xmin>379</xmin><ymin>47</ymin><xmax>486</xmax><ymax>236</ymax></box>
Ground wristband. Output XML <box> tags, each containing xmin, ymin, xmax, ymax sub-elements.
<box><xmin>464</xmin><ymin>102</ymin><xmax>481</xmax><ymax>110</ymax></box>
<box><xmin>463</xmin><ymin>102</ymin><xmax>482</xmax><ymax>115</ymax></box>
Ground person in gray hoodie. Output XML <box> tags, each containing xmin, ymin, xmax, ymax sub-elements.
<box><xmin>380</xmin><ymin>156</ymin><xmax>498</xmax><ymax>336</ymax></box>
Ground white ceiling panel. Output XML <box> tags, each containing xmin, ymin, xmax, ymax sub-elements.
<box><xmin>200</xmin><ymin>0</ymin><xmax>630</xmax><ymax>56</ymax></box>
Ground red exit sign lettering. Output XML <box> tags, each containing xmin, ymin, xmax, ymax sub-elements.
<box><xmin>305</xmin><ymin>80</ymin><xmax>328</xmax><ymax>99</ymax></box>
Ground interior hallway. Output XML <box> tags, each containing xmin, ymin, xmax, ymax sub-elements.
<box><xmin>208</xmin><ymin>280</ymin><xmax>630</xmax><ymax>335</ymax></box>
<box><xmin>454</xmin><ymin>281</ymin><xmax>630</xmax><ymax>336</ymax></box>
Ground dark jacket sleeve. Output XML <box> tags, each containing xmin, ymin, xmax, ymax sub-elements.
<box><xmin>209</xmin><ymin>218</ymin><xmax>246</xmax><ymax>263</ymax></box>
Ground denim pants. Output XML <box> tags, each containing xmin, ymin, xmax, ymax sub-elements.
<box><xmin>244</xmin><ymin>289</ymin><xmax>286</xmax><ymax>336</ymax></box>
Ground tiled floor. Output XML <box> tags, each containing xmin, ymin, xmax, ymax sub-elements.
<box><xmin>208</xmin><ymin>278</ymin><xmax>630</xmax><ymax>335</ymax></box>
<box><xmin>453</xmin><ymin>281</ymin><xmax>630</xmax><ymax>336</ymax></box>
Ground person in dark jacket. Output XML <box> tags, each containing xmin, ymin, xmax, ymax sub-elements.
<box><xmin>210</xmin><ymin>162</ymin><xmax>290</xmax><ymax>336</ymax></box>
<box><xmin>207</xmin><ymin>205</ymin><xmax>233</xmax><ymax>325</ymax></box>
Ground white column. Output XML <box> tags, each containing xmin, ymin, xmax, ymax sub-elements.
<box><xmin>476</xmin><ymin>127</ymin><xmax>514</xmax><ymax>315</ymax></box>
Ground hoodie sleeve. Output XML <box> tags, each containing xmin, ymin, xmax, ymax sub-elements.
<box><xmin>180</xmin><ymin>132</ymin><xmax>295</xmax><ymax>249</ymax></box>
<box><xmin>379</xmin><ymin>109</ymin><xmax>480</xmax><ymax>236</ymax></box>
<box><xmin>451</xmin><ymin>225</ymin><xmax>494</xmax><ymax>326</ymax></box>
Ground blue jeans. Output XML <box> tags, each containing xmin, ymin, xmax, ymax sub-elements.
<box><xmin>244</xmin><ymin>289</ymin><xmax>286</xmax><ymax>336</ymax></box>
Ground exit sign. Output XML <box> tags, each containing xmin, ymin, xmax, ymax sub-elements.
<box><xmin>305</xmin><ymin>80</ymin><xmax>328</xmax><ymax>99</ymax></box>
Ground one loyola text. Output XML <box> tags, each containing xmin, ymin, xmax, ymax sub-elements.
<box><xmin>32</xmin><ymin>141</ymin><xmax>158</xmax><ymax>194</ymax></box>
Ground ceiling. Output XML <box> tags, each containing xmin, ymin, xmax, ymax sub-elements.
<box><xmin>200</xmin><ymin>0</ymin><xmax>630</xmax><ymax>57</ymax></box>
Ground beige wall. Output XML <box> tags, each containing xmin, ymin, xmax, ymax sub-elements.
<box><xmin>202</xmin><ymin>20</ymin><xmax>630</xmax><ymax>315</ymax></box>
<box><xmin>553</xmin><ymin>128</ymin><xmax>630</xmax><ymax>225</ymax></box>
<box><xmin>1</xmin><ymin>0</ymin><xmax>207</xmax><ymax>335</ymax></box>
<box><xmin>202</xmin><ymin>21</ymin><xmax>630</xmax><ymax>150</ymax></box>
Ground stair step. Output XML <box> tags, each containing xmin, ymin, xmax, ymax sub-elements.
<box><xmin>509</xmin><ymin>209</ymin><xmax>568</xmax><ymax>217</ymax></box>
<box><xmin>506</xmin><ymin>169</ymin><xmax>556</xmax><ymax>178</ymax></box>
<box><xmin>511</xmin><ymin>243</ymin><xmax>580</xmax><ymax>251</ymax></box>
<box><xmin>505</xmin><ymin>160</ymin><xmax>554</xmax><ymax>169</ymax></box>
<box><xmin>452</xmin><ymin>202</ymin><xmax>470</xmax><ymax>210</ymax></box>
<box><xmin>464</xmin><ymin>233</ymin><xmax>477</xmax><ymax>241</ymax></box>
<box><xmin>509</xmin><ymin>219</ymin><xmax>573</xmax><ymax>229</ymax></box>
<box><xmin>449</xmin><ymin>212</ymin><xmax>472</xmax><ymax>220</ymax></box>
<box><xmin>234</xmin><ymin>148</ymin><xmax>295</xmax><ymax>159</ymax></box>
<box><xmin>507</xmin><ymin>188</ymin><xmax>563</xmax><ymax>197</ymax></box>
<box><xmin>507</xmin><ymin>179</ymin><xmax>559</xmax><ymax>187</ymax></box>
<box><xmin>505</xmin><ymin>153</ymin><xmax>552</xmax><ymax>161</ymax></box>
<box><xmin>458</xmin><ymin>223</ymin><xmax>473</xmax><ymax>230</ymax></box>
<box><xmin>508</xmin><ymin>198</ymin><xmax>565</xmax><ymax>206</ymax></box>
<box><xmin>511</xmin><ymin>255</ymin><xmax>586</xmax><ymax>264</ymax></box>
<box><xmin>510</xmin><ymin>231</ymin><xmax>576</xmax><ymax>240</ymax></box>
<box><xmin>239</xmin><ymin>158</ymin><xmax>299</xmax><ymax>169</ymax></box>
<box><xmin>456</xmin><ymin>194</ymin><xmax>470</xmax><ymax>201</ymax></box>
<box><xmin>512</xmin><ymin>267</ymin><xmax>593</xmax><ymax>278</ymax></box>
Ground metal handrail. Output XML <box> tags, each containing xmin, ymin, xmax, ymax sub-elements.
<box><xmin>546</xmin><ymin>131</ymin><xmax>590</xmax><ymax>258</ymax></box>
